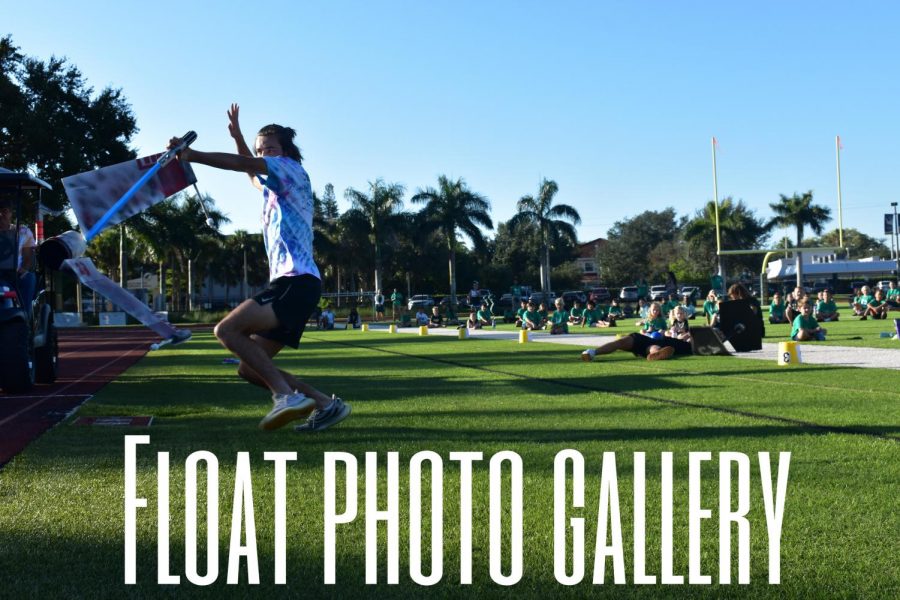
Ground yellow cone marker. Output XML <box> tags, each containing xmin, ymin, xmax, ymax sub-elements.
<box><xmin>389</xmin><ymin>324</ymin><xmax>397</xmax><ymax>334</ymax></box>
<box><xmin>458</xmin><ymin>327</ymin><xmax>469</xmax><ymax>340</ymax></box>
<box><xmin>361</xmin><ymin>323</ymin><xmax>369</xmax><ymax>332</ymax></box>
<box><xmin>519</xmin><ymin>329</ymin><xmax>529</xmax><ymax>343</ymax></box>
<box><xmin>419</xmin><ymin>325</ymin><xmax>428</xmax><ymax>336</ymax></box>
<box><xmin>777</xmin><ymin>341</ymin><xmax>801</xmax><ymax>366</ymax></box>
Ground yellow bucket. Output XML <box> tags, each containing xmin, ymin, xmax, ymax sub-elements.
<box><xmin>519</xmin><ymin>329</ymin><xmax>530</xmax><ymax>344</ymax></box>
<box><xmin>388</xmin><ymin>324</ymin><xmax>397</xmax><ymax>334</ymax></box>
<box><xmin>777</xmin><ymin>341</ymin><xmax>801</xmax><ymax>366</ymax></box>
<box><xmin>361</xmin><ymin>323</ymin><xmax>369</xmax><ymax>332</ymax></box>
<box><xmin>419</xmin><ymin>325</ymin><xmax>428</xmax><ymax>336</ymax></box>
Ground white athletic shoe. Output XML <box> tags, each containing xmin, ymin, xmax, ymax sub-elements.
<box><xmin>581</xmin><ymin>349</ymin><xmax>596</xmax><ymax>362</ymax></box>
<box><xmin>259</xmin><ymin>392</ymin><xmax>315</xmax><ymax>431</ymax></box>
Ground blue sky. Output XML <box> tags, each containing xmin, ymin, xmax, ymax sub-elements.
<box><xmin>7</xmin><ymin>1</ymin><xmax>900</xmax><ymax>248</ymax></box>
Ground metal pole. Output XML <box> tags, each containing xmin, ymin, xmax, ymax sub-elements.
<box><xmin>711</xmin><ymin>137</ymin><xmax>723</xmax><ymax>279</ymax></box>
<box><xmin>835</xmin><ymin>136</ymin><xmax>845</xmax><ymax>249</ymax></box>
<box><xmin>893</xmin><ymin>202</ymin><xmax>899</xmax><ymax>274</ymax></box>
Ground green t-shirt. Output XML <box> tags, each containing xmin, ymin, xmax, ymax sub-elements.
<box><xmin>703</xmin><ymin>299</ymin><xmax>718</xmax><ymax>317</ymax></box>
<box><xmin>886</xmin><ymin>288</ymin><xmax>900</xmax><ymax>301</ymax></box>
<box><xmin>791</xmin><ymin>314</ymin><xmax>819</xmax><ymax>338</ymax></box>
<box><xmin>643</xmin><ymin>316</ymin><xmax>667</xmax><ymax>333</ymax></box>
<box><xmin>868</xmin><ymin>298</ymin><xmax>884</xmax><ymax>308</ymax></box>
<box><xmin>584</xmin><ymin>307</ymin><xmax>605</xmax><ymax>325</ymax></box>
<box><xmin>568</xmin><ymin>307</ymin><xmax>585</xmax><ymax>321</ymax></box>
<box><xmin>607</xmin><ymin>305</ymin><xmax>623</xmax><ymax>317</ymax></box>
<box><xmin>538</xmin><ymin>309</ymin><xmax>549</xmax><ymax>321</ymax></box>
<box><xmin>816</xmin><ymin>300</ymin><xmax>838</xmax><ymax>315</ymax></box>
<box><xmin>477</xmin><ymin>309</ymin><xmax>492</xmax><ymax>322</ymax></box>
<box><xmin>769</xmin><ymin>299</ymin><xmax>785</xmax><ymax>318</ymax></box>
<box><xmin>662</xmin><ymin>300</ymin><xmax>679</xmax><ymax>315</ymax></box>
<box><xmin>516</xmin><ymin>307</ymin><xmax>527</xmax><ymax>319</ymax></box>
<box><xmin>856</xmin><ymin>294</ymin><xmax>873</xmax><ymax>305</ymax></box>
<box><xmin>522</xmin><ymin>309</ymin><xmax>542</xmax><ymax>326</ymax></box>
<box><xmin>551</xmin><ymin>309</ymin><xmax>569</xmax><ymax>325</ymax></box>
<box><xmin>391</xmin><ymin>292</ymin><xmax>403</xmax><ymax>306</ymax></box>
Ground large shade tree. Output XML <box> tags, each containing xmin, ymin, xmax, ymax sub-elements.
<box><xmin>683</xmin><ymin>197</ymin><xmax>771</xmax><ymax>277</ymax></box>
<box><xmin>768</xmin><ymin>191</ymin><xmax>831</xmax><ymax>286</ymax></box>
<box><xmin>0</xmin><ymin>35</ymin><xmax>137</xmax><ymax>236</ymax></box>
<box><xmin>343</xmin><ymin>179</ymin><xmax>406</xmax><ymax>293</ymax></box>
<box><xmin>411</xmin><ymin>175</ymin><xmax>492</xmax><ymax>309</ymax></box>
<box><xmin>508</xmin><ymin>178</ymin><xmax>580</xmax><ymax>299</ymax></box>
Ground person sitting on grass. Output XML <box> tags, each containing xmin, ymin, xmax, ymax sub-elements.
<box><xmin>678</xmin><ymin>294</ymin><xmax>696</xmax><ymax>320</ymax></box>
<box><xmin>769</xmin><ymin>291</ymin><xmax>788</xmax><ymax>324</ymax></box>
<box><xmin>885</xmin><ymin>281</ymin><xmax>899</xmax><ymax>309</ymax></box>
<box><xmin>347</xmin><ymin>306</ymin><xmax>360</xmax><ymax>329</ymax></box>
<box><xmin>319</xmin><ymin>305</ymin><xmax>335</xmax><ymax>330</ymax></box>
<box><xmin>640</xmin><ymin>302</ymin><xmax>667</xmax><ymax>338</ymax></box>
<box><xmin>791</xmin><ymin>301</ymin><xmax>826</xmax><ymax>341</ymax></box>
<box><xmin>466</xmin><ymin>311</ymin><xmax>480</xmax><ymax>330</ymax></box>
<box><xmin>476</xmin><ymin>302</ymin><xmax>494</xmax><ymax>327</ymax></box>
<box><xmin>703</xmin><ymin>290</ymin><xmax>719</xmax><ymax>325</ymax></box>
<box><xmin>583</xmin><ymin>299</ymin><xmax>612</xmax><ymax>328</ymax></box>
<box><xmin>581</xmin><ymin>330</ymin><xmax>692</xmax><ymax>362</ymax></box>
<box><xmin>862</xmin><ymin>289</ymin><xmax>890</xmax><ymax>320</ymax></box>
<box><xmin>537</xmin><ymin>302</ymin><xmax>550</xmax><ymax>328</ymax></box>
<box><xmin>666</xmin><ymin>305</ymin><xmax>692</xmax><ymax>343</ymax></box>
<box><xmin>607</xmin><ymin>297</ymin><xmax>625</xmax><ymax>324</ymax></box>
<box><xmin>522</xmin><ymin>301</ymin><xmax>543</xmax><ymax>330</ymax></box>
<box><xmin>568</xmin><ymin>299</ymin><xmax>585</xmax><ymax>326</ymax></box>
<box><xmin>415</xmin><ymin>308</ymin><xmax>430</xmax><ymax>326</ymax></box>
<box><xmin>852</xmin><ymin>285</ymin><xmax>874</xmax><ymax>317</ymax></box>
<box><xmin>635</xmin><ymin>297</ymin><xmax>650</xmax><ymax>321</ymax></box>
<box><xmin>549</xmin><ymin>297</ymin><xmax>569</xmax><ymax>335</ymax></box>
<box><xmin>815</xmin><ymin>289</ymin><xmax>840</xmax><ymax>322</ymax></box>
<box><xmin>428</xmin><ymin>305</ymin><xmax>444</xmax><ymax>328</ymax></box>
<box><xmin>514</xmin><ymin>299</ymin><xmax>528</xmax><ymax>327</ymax></box>
<box><xmin>784</xmin><ymin>286</ymin><xmax>805</xmax><ymax>323</ymax></box>
<box><xmin>662</xmin><ymin>292</ymin><xmax>680</xmax><ymax>318</ymax></box>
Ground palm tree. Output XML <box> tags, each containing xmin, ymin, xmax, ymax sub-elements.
<box><xmin>343</xmin><ymin>179</ymin><xmax>406</xmax><ymax>292</ymax></box>
<box><xmin>508</xmin><ymin>178</ymin><xmax>581</xmax><ymax>300</ymax></box>
<box><xmin>411</xmin><ymin>175</ymin><xmax>492</xmax><ymax>308</ymax></box>
<box><xmin>768</xmin><ymin>191</ymin><xmax>831</xmax><ymax>287</ymax></box>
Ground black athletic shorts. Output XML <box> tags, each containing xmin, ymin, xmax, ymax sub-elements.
<box><xmin>252</xmin><ymin>274</ymin><xmax>321</xmax><ymax>348</ymax></box>
<box><xmin>628</xmin><ymin>332</ymin><xmax>692</xmax><ymax>358</ymax></box>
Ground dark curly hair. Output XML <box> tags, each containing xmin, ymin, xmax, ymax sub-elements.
<box><xmin>256</xmin><ymin>124</ymin><xmax>303</xmax><ymax>163</ymax></box>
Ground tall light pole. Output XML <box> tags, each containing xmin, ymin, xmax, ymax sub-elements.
<box><xmin>892</xmin><ymin>202</ymin><xmax>899</xmax><ymax>274</ymax></box>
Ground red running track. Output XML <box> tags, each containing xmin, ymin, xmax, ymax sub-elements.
<box><xmin>0</xmin><ymin>327</ymin><xmax>157</xmax><ymax>467</ymax></box>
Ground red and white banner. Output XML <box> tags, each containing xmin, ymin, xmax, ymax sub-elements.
<box><xmin>62</xmin><ymin>154</ymin><xmax>196</xmax><ymax>236</ymax></box>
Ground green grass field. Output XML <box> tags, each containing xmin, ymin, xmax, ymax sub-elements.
<box><xmin>1</xmin><ymin>323</ymin><xmax>898</xmax><ymax>599</ymax></box>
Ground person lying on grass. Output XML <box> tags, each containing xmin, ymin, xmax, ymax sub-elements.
<box><xmin>862</xmin><ymin>289</ymin><xmax>890</xmax><ymax>320</ymax></box>
<box><xmin>815</xmin><ymin>289</ymin><xmax>840</xmax><ymax>322</ymax></box>
<box><xmin>791</xmin><ymin>301</ymin><xmax>826</xmax><ymax>341</ymax></box>
<box><xmin>581</xmin><ymin>331</ymin><xmax>692</xmax><ymax>362</ymax></box>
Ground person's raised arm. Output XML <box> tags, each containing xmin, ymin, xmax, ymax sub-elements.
<box><xmin>227</xmin><ymin>104</ymin><xmax>263</xmax><ymax>190</ymax></box>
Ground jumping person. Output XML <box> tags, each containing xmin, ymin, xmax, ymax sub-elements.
<box><xmin>167</xmin><ymin>104</ymin><xmax>350</xmax><ymax>432</ymax></box>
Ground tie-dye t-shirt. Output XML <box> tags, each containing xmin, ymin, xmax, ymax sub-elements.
<box><xmin>256</xmin><ymin>157</ymin><xmax>321</xmax><ymax>282</ymax></box>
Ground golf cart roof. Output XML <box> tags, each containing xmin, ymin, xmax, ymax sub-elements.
<box><xmin>0</xmin><ymin>168</ymin><xmax>52</xmax><ymax>191</ymax></box>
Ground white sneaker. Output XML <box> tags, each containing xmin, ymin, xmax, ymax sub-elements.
<box><xmin>259</xmin><ymin>392</ymin><xmax>315</xmax><ymax>430</ymax></box>
<box><xmin>581</xmin><ymin>349</ymin><xmax>596</xmax><ymax>362</ymax></box>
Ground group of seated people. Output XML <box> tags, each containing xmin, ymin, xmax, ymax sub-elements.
<box><xmin>505</xmin><ymin>297</ymin><xmax>627</xmax><ymax>334</ymax></box>
<box><xmin>850</xmin><ymin>284</ymin><xmax>898</xmax><ymax>320</ymax></box>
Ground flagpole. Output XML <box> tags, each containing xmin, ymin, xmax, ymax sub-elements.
<box><xmin>712</xmin><ymin>137</ymin><xmax>723</xmax><ymax>278</ymax></box>
<box><xmin>835</xmin><ymin>135</ymin><xmax>844</xmax><ymax>250</ymax></box>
